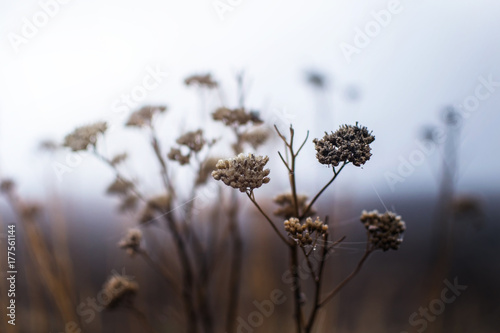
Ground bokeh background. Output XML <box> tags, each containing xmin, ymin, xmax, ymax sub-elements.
<box><xmin>1</xmin><ymin>0</ymin><xmax>499</xmax><ymax>332</ymax></box>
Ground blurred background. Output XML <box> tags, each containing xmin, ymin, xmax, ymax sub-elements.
<box><xmin>0</xmin><ymin>0</ymin><xmax>499</xmax><ymax>332</ymax></box>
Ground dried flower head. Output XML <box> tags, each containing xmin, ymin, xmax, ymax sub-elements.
<box><xmin>126</xmin><ymin>105</ymin><xmax>167</xmax><ymax>128</ymax></box>
<box><xmin>176</xmin><ymin>129</ymin><xmax>206</xmax><ymax>152</ymax></box>
<box><xmin>106</xmin><ymin>178</ymin><xmax>134</xmax><ymax>196</ymax></box>
<box><xmin>284</xmin><ymin>217</ymin><xmax>328</xmax><ymax>246</ymax></box>
<box><xmin>273</xmin><ymin>193</ymin><xmax>314</xmax><ymax>219</ymax></box>
<box><xmin>0</xmin><ymin>179</ymin><xmax>15</xmax><ymax>193</ymax></box>
<box><xmin>118</xmin><ymin>228</ymin><xmax>142</xmax><ymax>256</ymax></box>
<box><xmin>184</xmin><ymin>73</ymin><xmax>218</xmax><ymax>88</ymax></box>
<box><xmin>212</xmin><ymin>153</ymin><xmax>270</xmax><ymax>192</ymax></box>
<box><xmin>240</xmin><ymin>128</ymin><xmax>270</xmax><ymax>149</ymax></box>
<box><xmin>167</xmin><ymin>147</ymin><xmax>191</xmax><ymax>165</ymax></box>
<box><xmin>21</xmin><ymin>203</ymin><xmax>41</xmax><ymax>220</ymax></box>
<box><xmin>139</xmin><ymin>194</ymin><xmax>171</xmax><ymax>224</ymax></box>
<box><xmin>212</xmin><ymin>107</ymin><xmax>263</xmax><ymax>127</ymax></box>
<box><xmin>101</xmin><ymin>274</ymin><xmax>138</xmax><ymax>309</ymax></box>
<box><xmin>313</xmin><ymin>123</ymin><xmax>375</xmax><ymax>167</ymax></box>
<box><xmin>360</xmin><ymin>210</ymin><xmax>405</xmax><ymax>251</ymax></box>
<box><xmin>110</xmin><ymin>153</ymin><xmax>128</xmax><ymax>166</ymax></box>
<box><xmin>119</xmin><ymin>195</ymin><xmax>138</xmax><ymax>213</ymax></box>
<box><xmin>63</xmin><ymin>122</ymin><xmax>107</xmax><ymax>152</ymax></box>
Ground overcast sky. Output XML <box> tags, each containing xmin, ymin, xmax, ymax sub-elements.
<box><xmin>1</xmin><ymin>0</ymin><xmax>499</xmax><ymax>204</ymax></box>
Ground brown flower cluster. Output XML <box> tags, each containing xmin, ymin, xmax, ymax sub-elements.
<box><xmin>273</xmin><ymin>193</ymin><xmax>314</xmax><ymax>219</ymax></box>
<box><xmin>168</xmin><ymin>129</ymin><xmax>208</xmax><ymax>165</ymax></box>
<box><xmin>239</xmin><ymin>128</ymin><xmax>270</xmax><ymax>149</ymax></box>
<box><xmin>212</xmin><ymin>107</ymin><xmax>263</xmax><ymax>127</ymax></box>
<box><xmin>63</xmin><ymin>122</ymin><xmax>107</xmax><ymax>152</ymax></box>
<box><xmin>284</xmin><ymin>217</ymin><xmax>328</xmax><ymax>246</ymax></box>
<box><xmin>212</xmin><ymin>154</ymin><xmax>270</xmax><ymax>192</ymax></box>
<box><xmin>313</xmin><ymin>123</ymin><xmax>375</xmax><ymax>167</ymax></box>
<box><xmin>139</xmin><ymin>194</ymin><xmax>171</xmax><ymax>223</ymax></box>
<box><xmin>118</xmin><ymin>228</ymin><xmax>142</xmax><ymax>257</ymax></box>
<box><xmin>101</xmin><ymin>274</ymin><xmax>138</xmax><ymax>309</ymax></box>
<box><xmin>360</xmin><ymin>210</ymin><xmax>405</xmax><ymax>251</ymax></box>
<box><xmin>126</xmin><ymin>105</ymin><xmax>167</xmax><ymax>128</ymax></box>
<box><xmin>184</xmin><ymin>73</ymin><xmax>218</xmax><ymax>88</ymax></box>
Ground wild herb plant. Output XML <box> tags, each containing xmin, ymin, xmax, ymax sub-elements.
<box><xmin>58</xmin><ymin>73</ymin><xmax>406</xmax><ymax>333</ymax></box>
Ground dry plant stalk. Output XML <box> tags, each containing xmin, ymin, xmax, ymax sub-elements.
<box><xmin>212</xmin><ymin>123</ymin><xmax>406</xmax><ymax>333</ymax></box>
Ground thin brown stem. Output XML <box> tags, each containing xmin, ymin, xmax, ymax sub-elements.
<box><xmin>305</xmin><ymin>233</ymin><xmax>329</xmax><ymax>332</ymax></box>
<box><xmin>290</xmin><ymin>245</ymin><xmax>303</xmax><ymax>333</ymax></box>
<box><xmin>225</xmin><ymin>191</ymin><xmax>242</xmax><ymax>333</ymax></box>
<box><xmin>246</xmin><ymin>192</ymin><xmax>290</xmax><ymax>246</ymax></box>
<box><xmin>300</xmin><ymin>162</ymin><xmax>347</xmax><ymax>220</ymax></box>
<box><xmin>318</xmin><ymin>246</ymin><xmax>372</xmax><ymax>308</ymax></box>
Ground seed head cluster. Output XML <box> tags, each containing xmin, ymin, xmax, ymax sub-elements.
<box><xmin>63</xmin><ymin>122</ymin><xmax>107</xmax><ymax>152</ymax></box>
<box><xmin>212</xmin><ymin>107</ymin><xmax>263</xmax><ymax>127</ymax></box>
<box><xmin>126</xmin><ymin>105</ymin><xmax>167</xmax><ymax>128</ymax></box>
<box><xmin>360</xmin><ymin>210</ymin><xmax>405</xmax><ymax>251</ymax></box>
<box><xmin>176</xmin><ymin>129</ymin><xmax>206</xmax><ymax>152</ymax></box>
<box><xmin>273</xmin><ymin>193</ymin><xmax>314</xmax><ymax>219</ymax></box>
<box><xmin>101</xmin><ymin>274</ymin><xmax>138</xmax><ymax>309</ymax></box>
<box><xmin>284</xmin><ymin>217</ymin><xmax>328</xmax><ymax>246</ymax></box>
<box><xmin>212</xmin><ymin>154</ymin><xmax>270</xmax><ymax>192</ymax></box>
<box><xmin>184</xmin><ymin>73</ymin><xmax>218</xmax><ymax>88</ymax></box>
<box><xmin>118</xmin><ymin>228</ymin><xmax>142</xmax><ymax>257</ymax></box>
<box><xmin>167</xmin><ymin>147</ymin><xmax>191</xmax><ymax>165</ymax></box>
<box><xmin>313</xmin><ymin>123</ymin><xmax>375</xmax><ymax>167</ymax></box>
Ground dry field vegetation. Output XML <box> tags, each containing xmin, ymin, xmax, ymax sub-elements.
<box><xmin>0</xmin><ymin>73</ymin><xmax>497</xmax><ymax>333</ymax></box>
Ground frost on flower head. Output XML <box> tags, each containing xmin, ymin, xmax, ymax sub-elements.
<box><xmin>313</xmin><ymin>123</ymin><xmax>375</xmax><ymax>167</ymax></box>
<box><xmin>212</xmin><ymin>153</ymin><xmax>270</xmax><ymax>192</ymax></box>
<box><xmin>126</xmin><ymin>105</ymin><xmax>167</xmax><ymax>128</ymax></box>
<box><xmin>63</xmin><ymin>122</ymin><xmax>107</xmax><ymax>152</ymax></box>
<box><xmin>360</xmin><ymin>210</ymin><xmax>405</xmax><ymax>251</ymax></box>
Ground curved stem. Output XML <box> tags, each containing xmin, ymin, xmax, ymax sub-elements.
<box><xmin>246</xmin><ymin>192</ymin><xmax>290</xmax><ymax>246</ymax></box>
<box><xmin>300</xmin><ymin>162</ymin><xmax>347</xmax><ymax>219</ymax></box>
<box><xmin>318</xmin><ymin>246</ymin><xmax>372</xmax><ymax>308</ymax></box>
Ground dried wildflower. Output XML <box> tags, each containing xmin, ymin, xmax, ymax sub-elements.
<box><xmin>106</xmin><ymin>178</ymin><xmax>134</xmax><ymax>196</ymax></box>
<box><xmin>0</xmin><ymin>179</ymin><xmax>15</xmax><ymax>193</ymax></box>
<box><xmin>119</xmin><ymin>195</ymin><xmax>139</xmax><ymax>213</ymax></box>
<box><xmin>118</xmin><ymin>228</ymin><xmax>142</xmax><ymax>256</ymax></box>
<box><xmin>240</xmin><ymin>128</ymin><xmax>270</xmax><ymax>149</ymax></box>
<box><xmin>21</xmin><ymin>203</ymin><xmax>41</xmax><ymax>220</ymax></box>
<box><xmin>63</xmin><ymin>122</ymin><xmax>107</xmax><ymax>152</ymax></box>
<box><xmin>139</xmin><ymin>206</ymin><xmax>156</xmax><ymax>224</ymax></box>
<box><xmin>176</xmin><ymin>129</ymin><xmax>206</xmax><ymax>152</ymax></box>
<box><xmin>184</xmin><ymin>73</ymin><xmax>218</xmax><ymax>88</ymax></box>
<box><xmin>167</xmin><ymin>147</ymin><xmax>191</xmax><ymax>165</ymax></box>
<box><xmin>313</xmin><ymin>123</ymin><xmax>375</xmax><ymax>167</ymax></box>
<box><xmin>212</xmin><ymin>154</ymin><xmax>270</xmax><ymax>192</ymax></box>
<box><xmin>360</xmin><ymin>210</ymin><xmax>405</xmax><ymax>251</ymax></box>
<box><xmin>101</xmin><ymin>274</ymin><xmax>138</xmax><ymax>309</ymax></box>
<box><xmin>212</xmin><ymin>107</ymin><xmax>263</xmax><ymax>127</ymax></box>
<box><xmin>195</xmin><ymin>157</ymin><xmax>220</xmax><ymax>186</ymax></box>
<box><xmin>110</xmin><ymin>153</ymin><xmax>128</xmax><ymax>166</ymax></box>
<box><xmin>273</xmin><ymin>193</ymin><xmax>314</xmax><ymax>219</ymax></box>
<box><xmin>138</xmin><ymin>194</ymin><xmax>171</xmax><ymax>224</ymax></box>
<box><xmin>284</xmin><ymin>217</ymin><xmax>328</xmax><ymax>246</ymax></box>
<box><xmin>126</xmin><ymin>105</ymin><xmax>167</xmax><ymax>128</ymax></box>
